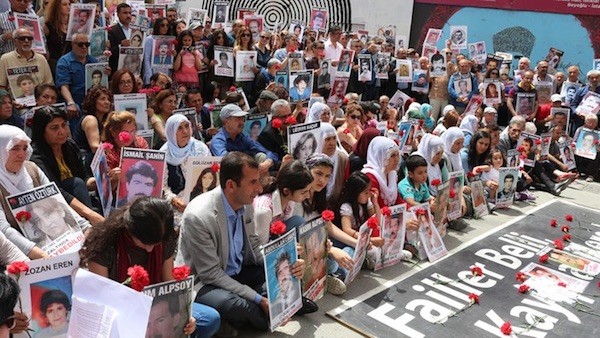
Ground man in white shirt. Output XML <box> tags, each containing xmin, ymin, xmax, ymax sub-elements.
<box><xmin>324</xmin><ymin>25</ymin><xmax>343</xmax><ymax>78</ymax></box>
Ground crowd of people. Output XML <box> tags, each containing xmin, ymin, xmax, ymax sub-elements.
<box><xmin>1</xmin><ymin>0</ymin><xmax>600</xmax><ymax>337</ymax></box>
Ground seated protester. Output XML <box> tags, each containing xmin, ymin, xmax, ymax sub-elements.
<box><xmin>102</xmin><ymin>111</ymin><xmax>149</xmax><ymax>180</ymax></box>
<box><xmin>306</xmin><ymin>102</ymin><xmax>332</xmax><ymax>123</ymax></box>
<box><xmin>413</xmin><ymin>133</ymin><xmax>447</xmax><ymax>197</ymax></box>
<box><xmin>419</xmin><ymin>103</ymin><xmax>436</xmax><ymax>133</ymax></box>
<box><xmin>210</xmin><ymin>104</ymin><xmax>276</xmax><ymax>176</ymax></box>
<box><xmin>182</xmin><ymin>89</ymin><xmax>216</xmax><ymax>142</ymax></box>
<box><xmin>432</xmin><ymin>106</ymin><xmax>460</xmax><ymax>136</ymax></box>
<box><xmin>361</xmin><ymin>136</ymin><xmax>404</xmax><ymax>208</ymax></box>
<box><xmin>319</xmin><ymin>123</ymin><xmax>348</xmax><ymax>207</ymax></box>
<box><xmin>480</xmin><ymin>149</ymin><xmax>532</xmax><ymax>207</ymax></box>
<box><xmin>441</xmin><ymin>127</ymin><xmax>469</xmax><ymax>228</ymax></box>
<box><xmin>461</xmin><ymin>130</ymin><xmax>492</xmax><ymax>174</ymax></box>
<box><xmin>110</xmin><ymin>69</ymin><xmax>140</xmax><ymax>95</ymax></box>
<box><xmin>398</xmin><ymin>155</ymin><xmax>435</xmax><ymax>209</ymax></box>
<box><xmin>573</xmin><ymin>114</ymin><xmax>600</xmax><ymax>182</ymax></box>
<box><xmin>178</xmin><ymin>152</ymin><xmax>305</xmax><ymax>331</ymax></box>
<box><xmin>546</xmin><ymin>125</ymin><xmax>576</xmax><ymax>175</ymax></box>
<box><xmin>252</xmin><ymin>60</ymin><xmax>280</xmax><ymax>104</ymax></box>
<box><xmin>30</xmin><ymin>106</ymin><xmax>105</xmax><ymax>224</ymax></box>
<box><xmin>295</xmin><ymin>153</ymin><xmax>355</xmax><ymax>295</ymax></box>
<box><xmin>497</xmin><ymin>115</ymin><xmax>526</xmax><ymax>157</ymax></box>
<box><xmin>337</xmin><ymin>103</ymin><xmax>364</xmax><ymax>153</ymax></box>
<box><xmin>159</xmin><ymin>114</ymin><xmax>210</xmax><ymax>218</ymax></box>
<box><xmin>347</xmin><ymin>127</ymin><xmax>380</xmax><ymax>175</ymax></box>
<box><xmin>0</xmin><ymin>125</ymin><xmax>91</xmax><ymax>259</ymax></box>
<box><xmin>81</xmin><ymin>197</ymin><xmax>220</xmax><ymax>338</ymax></box>
<box><xmin>74</xmin><ymin>86</ymin><xmax>112</xmax><ymax>167</ymax></box>
<box><xmin>336</xmin><ymin>171</ymin><xmax>383</xmax><ymax>270</ymax></box>
<box><xmin>35</xmin><ymin>84</ymin><xmax>59</xmax><ymax>106</ymax></box>
<box><xmin>257</xmin><ymin>99</ymin><xmax>296</xmax><ymax>167</ymax></box>
<box><xmin>253</xmin><ymin>160</ymin><xmax>313</xmax><ymax>245</ymax></box>
<box><xmin>248</xmin><ymin>89</ymin><xmax>278</xmax><ymax>116</ymax></box>
<box><xmin>459</xmin><ymin>115</ymin><xmax>479</xmax><ymax>147</ymax></box>
<box><xmin>0</xmin><ymin>230</ymin><xmax>28</xmax><ymax>265</ymax></box>
<box><xmin>0</xmin><ymin>90</ymin><xmax>23</xmax><ymax>128</ymax></box>
<box><xmin>0</xmin><ymin>273</ymin><xmax>22</xmax><ymax>336</ymax></box>
<box><xmin>150</xmin><ymin>89</ymin><xmax>178</xmax><ymax>149</ymax></box>
<box><xmin>481</xmin><ymin>106</ymin><xmax>498</xmax><ymax>129</ymax></box>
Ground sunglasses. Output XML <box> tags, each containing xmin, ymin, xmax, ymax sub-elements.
<box><xmin>260</xmin><ymin>36</ymin><xmax>269</xmax><ymax>39</ymax></box>
<box><xmin>349</xmin><ymin>114</ymin><xmax>361</xmax><ymax>120</ymax></box>
<box><xmin>17</xmin><ymin>36</ymin><xmax>33</xmax><ymax>41</ymax></box>
<box><xmin>75</xmin><ymin>42</ymin><xmax>91</xmax><ymax>47</ymax></box>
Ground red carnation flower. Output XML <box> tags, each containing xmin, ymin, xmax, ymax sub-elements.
<box><xmin>539</xmin><ymin>254</ymin><xmax>549</xmax><ymax>263</ymax></box>
<box><xmin>519</xmin><ymin>155</ymin><xmax>527</xmax><ymax>160</ymax></box>
<box><xmin>25</xmin><ymin>118</ymin><xmax>33</xmax><ymax>127</ymax></box>
<box><xmin>367</xmin><ymin>216</ymin><xmax>379</xmax><ymax>229</ymax></box>
<box><xmin>535</xmin><ymin>139</ymin><xmax>542</xmax><ymax>145</ymax></box>
<box><xmin>565</xmin><ymin>214</ymin><xmax>573</xmax><ymax>222</ymax></box>
<box><xmin>562</xmin><ymin>233</ymin><xmax>572</xmax><ymax>242</ymax></box>
<box><xmin>471</xmin><ymin>266</ymin><xmax>483</xmax><ymax>277</ymax></box>
<box><xmin>172</xmin><ymin>265</ymin><xmax>191</xmax><ymax>281</ymax></box>
<box><xmin>8</xmin><ymin>16</ymin><xmax>14</xmax><ymax>22</ymax></box>
<box><xmin>430</xmin><ymin>178</ymin><xmax>441</xmax><ymax>186</ymax></box>
<box><xmin>7</xmin><ymin>261</ymin><xmax>29</xmax><ymax>275</ymax></box>
<box><xmin>289</xmin><ymin>46</ymin><xmax>296</xmax><ymax>52</ymax></box>
<box><xmin>118</xmin><ymin>131</ymin><xmax>132</xmax><ymax>144</ymax></box>
<box><xmin>467</xmin><ymin>172</ymin><xmax>475</xmax><ymax>178</ymax></box>
<box><xmin>127</xmin><ymin>265</ymin><xmax>150</xmax><ymax>291</ymax></box>
<box><xmin>381</xmin><ymin>206</ymin><xmax>391</xmax><ymax>216</ymax></box>
<box><xmin>399</xmin><ymin>130</ymin><xmax>405</xmax><ymax>137</ymax></box>
<box><xmin>518</xmin><ymin>284</ymin><xmax>530</xmax><ymax>294</ymax></box>
<box><xmin>449</xmin><ymin>189</ymin><xmax>456</xmax><ymax>198</ymax></box>
<box><xmin>274</xmin><ymin>64</ymin><xmax>281</xmax><ymax>70</ymax></box>
<box><xmin>500</xmin><ymin>322</ymin><xmax>512</xmax><ymax>335</ymax></box>
<box><xmin>519</xmin><ymin>166</ymin><xmax>524</xmax><ymax>171</ymax></box>
<box><xmin>321</xmin><ymin>210</ymin><xmax>335</xmax><ymax>222</ymax></box>
<box><xmin>229</xmin><ymin>86</ymin><xmax>236</xmax><ymax>92</ymax></box>
<box><xmin>468</xmin><ymin>293</ymin><xmax>480</xmax><ymax>304</ymax></box>
<box><xmin>418</xmin><ymin>119</ymin><xmax>424</xmax><ymax>126</ymax></box>
<box><xmin>561</xmin><ymin>225</ymin><xmax>570</xmax><ymax>233</ymax></box>
<box><xmin>342</xmin><ymin>97</ymin><xmax>349</xmax><ymax>105</ymax></box>
<box><xmin>515</xmin><ymin>271</ymin><xmax>527</xmax><ymax>282</ymax></box>
<box><xmin>570</xmin><ymin>142</ymin><xmax>576</xmax><ymax>148</ymax></box>
<box><xmin>272</xmin><ymin>118</ymin><xmax>283</xmax><ymax>129</ymax></box>
<box><xmin>554</xmin><ymin>239</ymin><xmax>564</xmax><ymax>250</ymax></box>
<box><xmin>549</xmin><ymin>219</ymin><xmax>558</xmax><ymax>227</ymax></box>
<box><xmin>517</xmin><ymin>146</ymin><xmax>525</xmax><ymax>152</ymax></box>
<box><xmin>415</xmin><ymin>208</ymin><xmax>426</xmax><ymax>216</ymax></box>
<box><xmin>558</xmin><ymin>282</ymin><xmax>567</xmax><ymax>288</ymax></box>
<box><xmin>343</xmin><ymin>128</ymin><xmax>350</xmax><ymax>134</ymax></box>
<box><xmin>172</xmin><ymin>39</ymin><xmax>178</xmax><ymax>45</ymax></box>
<box><xmin>270</xmin><ymin>220</ymin><xmax>286</xmax><ymax>236</ymax></box>
<box><xmin>15</xmin><ymin>211</ymin><xmax>31</xmax><ymax>222</ymax></box>
<box><xmin>101</xmin><ymin>143</ymin><xmax>114</xmax><ymax>151</ymax></box>
<box><xmin>211</xmin><ymin>163</ymin><xmax>220</xmax><ymax>172</ymax></box>
<box><xmin>152</xmin><ymin>86</ymin><xmax>161</xmax><ymax>93</ymax></box>
<box><xmin>285</xmin><ymin>115</ymin><xmax>297</xmax><ymax>125</ymax></box>
<box><xmin>475</xmin><ymin>167</ymin><xmax>482</xmax><ymax>173</ymax></box>
<box><xmin>595</xmin><ymin>139</ymin><xmax>600</xmax><ymax>145</ymax></box>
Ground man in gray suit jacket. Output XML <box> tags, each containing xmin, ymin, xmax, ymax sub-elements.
<box><xmin>178</xmin><ymin>152</ymin><xmax>305</xmax><ymax>331</ymax></box>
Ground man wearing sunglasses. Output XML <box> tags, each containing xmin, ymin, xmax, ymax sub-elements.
<box><xmin>56</xmin><ymin>33</ymin><xmax>110</xmax><ymax>117</ymax></box>
<box><xmin>0</xmin><ymin>0</ymin><xmax>37</xmax><ymax>54</ymax></box>
<box><xmin>0</xmin><ymin>28</ymin><xmax>53</xmax><ymax>98</ymax></box>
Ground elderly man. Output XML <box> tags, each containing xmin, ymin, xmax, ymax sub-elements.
<box><xmin>507</xmin><ymin>70</ymin><xmax>537</xmax><ymax>120</ymax></box>
<box><xmin>570</xmin><ymin>69</ymin><xmax>600</xmax><ymax>135</ymax></box>
<box><xmin>273</xmin><ymin>34</ymin><xmax>299</xmax><ymax>62</ymax></box>
<box><xmin>183</xmin><ymin>88</ymin><xmax>216</xmax><ymax>142</ymax></box>
<box><xmin>178</xmin><ymin>152</ymin><xmax>305</xmax><ymax>332</ymax></box>
<box><xmin>253</xmin><ymin>59</ymin><xmax>281</xmax><ymax>100</ymax></box>
<box><xmin>0</xmin><ymin>28</ymin><xmax>53</xmax><ymax>96</ymax></box>
<box><xmin>228</xmin><ymin>19</ymin><xmax>244</xmax><ymax>45</ymax></box>
<box><xmin>56</xmin><ymin>33</ymin><xmax>109</xmax><ymax>115</ymax></box>
<box><xmin>533</xmin><ymin>60</ymin><xmax>554</xmax><ymax>85</ymax></box>
<box><xmin>257</xmin><ymin>99</ymin><xmax>294</xmax><ymax>165</ymax></box>
<box><xmin>447</xmin><ymin>59</ymin><xmax>478</xmax><ymax>113</ymax></box>
<box><xmin>0</xmin><ymin>0</ymin><xmax>37</xmax><ymax>54</ymax></box>
<box><xmin>210</xmin><ymin>104</ymin><xmax>276</xmax><ymax>175</ymax></box>
<box><xmin>249</xmin><ymin>90</ymin><xmax>277</xmax><ymax>115</ymax></box>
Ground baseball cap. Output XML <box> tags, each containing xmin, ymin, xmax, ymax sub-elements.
<box><xmin>483</xmin><ymin>106</ymin><xmax>497</xmax><ymax>114</ymax></box>
<box><xmin>220</xmin><ymin>104</ymin><xmax>248</xmax><ymax>121</ymax></box>
<box><xmin>550</xmin><ymin>94</ymin><xmax>562</xmax><ymax>103</ymax></box>
<box><xmin>259</xmin><ymin>90</ymin><xmax>278</xmax><ymax>100</ymax></box>
<box><xmin>189</xmin><ymin>21</ymin><xmax>203</xmax><ymax>31</ymax></box>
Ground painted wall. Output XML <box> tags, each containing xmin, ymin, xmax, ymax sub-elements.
<box><xmin>411</xmin><ymin>3</ymin><xmax>599</xmax><ymax>79</ymax></box>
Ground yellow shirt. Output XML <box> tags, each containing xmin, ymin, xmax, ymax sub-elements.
<box><xmin>56</xmin><ymin>156</ymin><xmax>73</xmax><ymax>181</ymax></box>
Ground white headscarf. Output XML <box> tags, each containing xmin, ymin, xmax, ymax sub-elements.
<box><xmin>0</xmin><ymin>125</ymin><xmax>34</xmax><ymax>194</ymax></box>
<box><xmin>361</xmin><ymin>136</ymin><xmax>399</xmax><ymax>205</ymax></box>
<box><xmin>459</xmin><ymin>115</ymin><xmax>479</xmax><ymax>136</ymax></box>
<box><xmin>413</xmin><ymin>133</ymin><xmax>444</xmax><ymax>195</ymax></box>
<box><xmin>160</xmin><ymin>114</ymin><xmax>210</xmax><ymax>166</ymax></box>
<box><xmin>317</xmin><ymin>123</ymin><xmax>346</xmax><ymax>197</ymax></box>
<box><xmin>441</xmin><ymin>127</ymin><xmax>464</xmax><ymax>172</ymax></box>
<box><xmin>306</xmin><ymin>102</ymin><xmax>330</xmax><ymax>123</ymax></box>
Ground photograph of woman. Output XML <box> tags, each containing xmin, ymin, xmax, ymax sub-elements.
<box><xmin>289</xmin><ymin>73</ymin><xmax>312</xmax><ymax>103</ymax></box>
<box><xmin>35</xmin><ymin>289</ymin><xmax>70</xmax><ymax>337</ymax></box>
<box><xmin>189</xmin><ymin>167</ymin><xmax>218</xmax><ymax>200</ymax></box>
<box><xmin>292</xmin><ymin>132</ymin><xmax>318</xmax><ymax>163</ymax></box>
<box><xmin>24</xmin><ymin>197</ymin><xmax>78</xmax><ymax>248</ymax></box>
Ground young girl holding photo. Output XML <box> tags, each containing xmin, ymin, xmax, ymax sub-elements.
<box><xmin>480</xmin><ymin>149</ymin><xmax>533</xmax><ymax>206</ymax></box>
<box><xmin>336</xmin><ymin>172</ymin><xmax>383</xmax><ymax>270</ymax></box>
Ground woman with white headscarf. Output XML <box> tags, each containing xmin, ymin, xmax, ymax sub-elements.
<box><xmin>440</xmin><ymin>126</ymin><xmax>469</xmax><ymax>229</ymax></box>
<box><xmin>306</xmin><ymin>102</ymin><xmax>331</xmax><ymax>123</ymax></box>
<box><xmin>459</xmin><ymin>115</ymin><xmax>479</xmax><ymax>147</ymax></box>
<box><xmin>160</xmin><ymin>114</ymin><xmax>211</xmax><ymax>213</ymax></box>
<box><xmin>361</xmin><ymin>136</ymin><xmax>402</xmax><ymax>207</ymax></box>
<box><xmin>413</xmin><ymin>133</ymin><xmax>447</xmax><ymax>197</ymax></box>
<box><xmin>318</xmin><ymin>123</ymin><xmax>348</xmax><ymax>206</ymax></box>
<box><xmin>0</xmin><ymin>125</ymin><xmax>91</xmax><ymax>259</ymax></box>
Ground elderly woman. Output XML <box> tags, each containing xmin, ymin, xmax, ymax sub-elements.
<box><xmin>306</xmin><ymin>102</ymin><xmax>331</xmax><ymax>123</ymax></box>
<box><xmin>30</xmin><ymin>106</ymin><xmax>104</xmax><ymax>224</ymax></box>
<box><xmin>0</xmin><ymin>90</ymin><xmax>23</xmax><ymax>128</ymax></box>
<box><xmin>361</xmin><ymin>136</ymin><xmax>403</xmax><ymax>207</ymax></box>
<box><xmin>159</xmin><ymin>114</ymin><xmax>210</xmax><ymax>214</ymax></box>
<box><xmin>81</xmin><ymin>197</ymin><xmax>220</xmax><ymax>338</ymax></box>
<box><xmin>0</xmin><ymin>125</ymin><xmax>91</xmax><ymax>259</ymax></box>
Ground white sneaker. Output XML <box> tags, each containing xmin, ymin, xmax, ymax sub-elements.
<box><xmin>326</xmin><ymin>275</ymin><xmax>347</xmax><ymax>295</ymax></box>
<box><xmin>401</xmin><ymin>250</ymin><xmax>413</xmax><ymax>261</ymax></box>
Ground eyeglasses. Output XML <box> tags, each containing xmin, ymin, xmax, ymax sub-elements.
<box><xmin>75</xmin><ymin>42</ymin><xmax>91</xmax><ymax>47</ymax></box>
<box><xmin>349</xmin><ymin>114</ymin><xmax>361</xmax><ymax>120</ymax></box>
<box><xmin>241</xmin><ymin>33</ymin><xmax>251</xmax><ymax>37</ymax></box>
<box><xmin>17</xmin><ymin>36</ymin><xmax>33</xmax><ymax>41</ymax></box>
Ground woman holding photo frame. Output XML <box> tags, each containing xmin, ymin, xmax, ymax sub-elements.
<box><xmin>43</xmin><ymin>0</ymin><xmax>75</xmax><ymax>75</ymax></box>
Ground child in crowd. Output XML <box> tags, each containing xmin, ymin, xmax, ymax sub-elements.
<box><xmin>336</xmin><ymin>172</ymin><xmax>383</xmax><ymax>270</ymax></box>
<box><xmin>480</xmin><ymin>149</ymin><xmax>533</xmax><ymax>207</ymax></box>
<box><xmin>398</xmin><ymin>155</ymin><xmax>435</xmax><ymax>209</ymax></box>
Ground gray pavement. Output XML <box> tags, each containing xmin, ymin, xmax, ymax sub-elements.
<box><xmin>240</xmin><ymin>179</ymin><xmax>600</xmax><ymax>338</ymax></box>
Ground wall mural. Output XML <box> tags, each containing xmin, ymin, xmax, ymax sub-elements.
<box><xmin>411</xmin><ymin>4</ymin><xmax>600</xmax><ymax>77</ymax></box>
<box><xmin>195</xmin><ymin>0</ymin><xmax>353</xmax><ymax>32</ymax></box>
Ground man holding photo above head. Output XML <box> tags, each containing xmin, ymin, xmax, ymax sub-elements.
<box><xmin>178</xmin><ymin>152</ymin><xmax>306</xmax><ymax>333</ymax></box>
<box><xmin>448</xmin><ymin>59</ymin><xmax>478</xmax><ymax>114</ymax></box>
<box><xmin>507</xmin><ymin>70</ymin><xmax>537</xmax><ymax>121</ymax></box>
